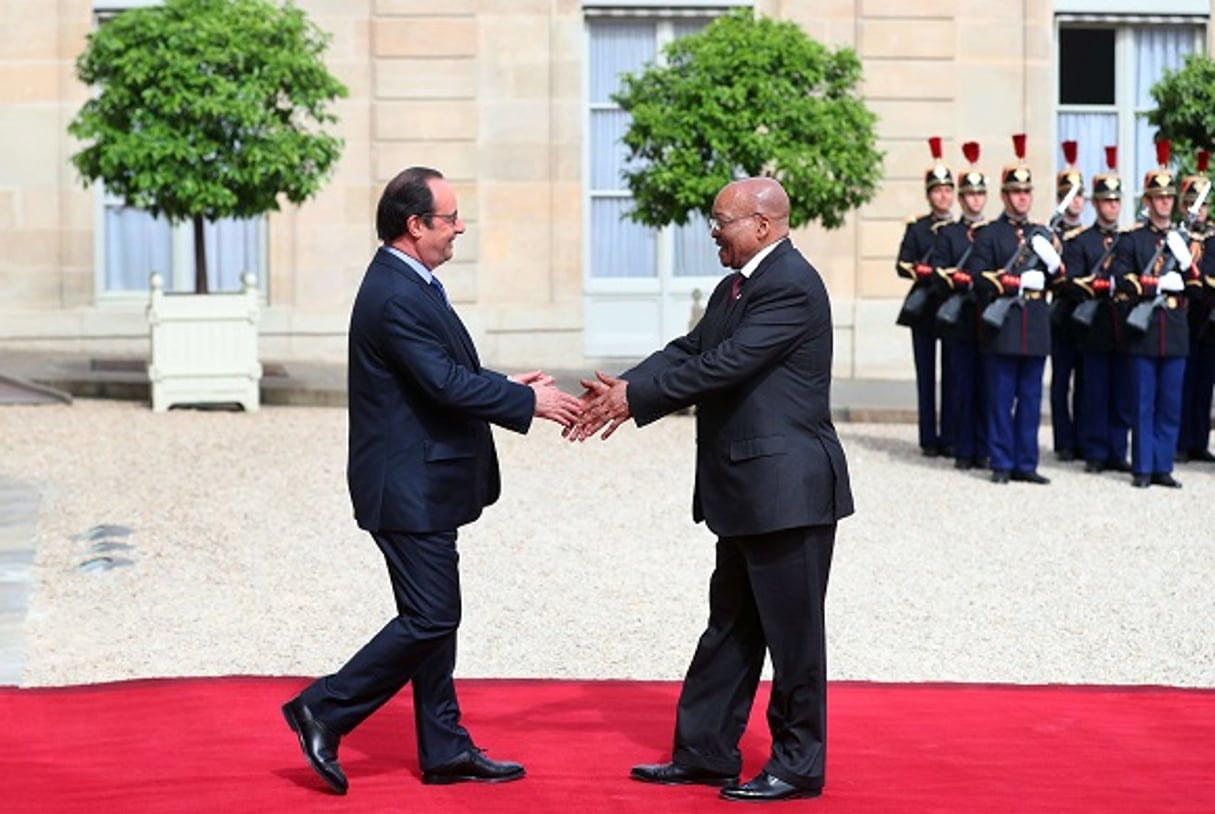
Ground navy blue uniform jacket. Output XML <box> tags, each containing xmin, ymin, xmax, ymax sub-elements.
<box><xmin>622</xmin><ymin>239</ymin><xmax>854</xmax><ymax>538</ymax></box>
<box><xmin>346</xmin><ymin>248</ymin><xmax>535</xmax><ymax>533</ymax></box>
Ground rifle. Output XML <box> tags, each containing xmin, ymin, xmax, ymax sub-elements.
<box><xmin>1128</xmin><ymin>182</ymin><xmax>1210</xmax><ymax>333</ymax></box>
<box><xmin>1071</xmin><ymin>230</ymin><xmax>1124</xmax><ymax>329</ymax></box>
<box><xmin>896</xmin><ymin>230</ymin><xmax>943</xmax><ymax>326</ymax></box>
<box><xmin>935</xmin><ymin>242</ymin><xmax>976</xmax><ymax>329</ymax></box>
<box><xmin>981</xmin><ymin>184</ymin><xmax>1078</xmax><ymax>330</ymax></box>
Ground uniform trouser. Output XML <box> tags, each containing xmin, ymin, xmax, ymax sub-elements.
<box><xmin>1130</xmin><ymin>355</ymin><xmax>1187</xmax><ymax>476</ymax></box>
<box><xmin>1050</xmin><ymin>335</ymin><xmax>1083</xmax><ymax>453</ymax></box>
<box><xmin>912</xmin><ymin>328</ymin><xmax>954</xmax><ymax>452</ymax></box>
<box><xmin>672</xmin><ymin>525</ymin><xmax>836</xmax><ymax>791</ymax></box>
<box><xmin>948</xmin><ymin>339</ymin><xmax>987</xmax><ymax>461</ymax></box>
<box><xmin>1178</xmin><ymin>340</ymin><xmax>1215</xmax><ymax>454</ymax></box>
<box><xmin>1079</xmin><ymin>350</ymin><xmax>1131</xmax><ymax>465</ymax></box>
<box><xmin>987</xmin><ymin>354</ymin><xmax>1046</xmax><ymax>474</ymax></box>
<box><xmin>301</xmin><ymin>529</ymin><xmax>473</xmax><ymax>770</ymax></box>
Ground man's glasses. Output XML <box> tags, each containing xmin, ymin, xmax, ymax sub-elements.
<box><xmin>708</xmin><ymin>213</ymin><xmax>760</xmax><ymax>234</ymax></box>
<box><xmin>426</xmin><ymin>211</ymin><xmax>460</xmax><ymax>225</ymax></box>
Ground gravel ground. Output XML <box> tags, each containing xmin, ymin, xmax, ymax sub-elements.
<box><xmin>2</xmin><ymin>399</ymin><xmax>1212</xmax><ymax>689</ymax></box>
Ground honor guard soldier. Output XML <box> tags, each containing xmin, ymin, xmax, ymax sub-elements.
<box><xmin>1050</xmin><ymin>140</ymin><xmax>1087</xmax><ymax>461</ymax></box>
<box><xmin>1177</xmin><ymin>150</ymin><xmax>1215</xmax><ymax>462</ymax></box>
<box><xmin>1109</xmin><ymin>139</ymin><xmax>1194</xmax><ymax>488</ymax></box>
<box><xmin>897</xmin><ymin>136</ymin><xmax>955</xmax><ymax>457</ymax></box>
<box><xmin>1061</xmin><ymin>146</ymin><xmax>1132</xmax><ymax>473</ymax></box>
<box><xmin>964</xmin><ymin>133</ymin><xmax>1063</xmax><ymax>484</ymax></box>
<box><xmin>931</xmin><ymin>141</ymin><xmax>989</xmax><ymax>469</ymax></box>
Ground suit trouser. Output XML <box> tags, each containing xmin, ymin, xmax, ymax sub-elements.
<box><xmin>987</xmin><ymin>354</ymin><xmax>1046</xmax><ymax>473</ymax></box>
<box><xmin>948</xmin><ymin>339</ymin><xmax>987</xmax><ymax>461</ymax></box>
<box><xmin>1130</xmin><ymin>355</ymin><xmax>1186</xmax><ymax>476</ymax></box>
<box><xmin>301</xmin><ymin>529</ymin><xmax>473</xmax><ymax>769</ymax></box>
<box><xmin>672</xmin><ymin>525</ymin><xmax>836</xmax><ymax>791</ymax></box>
<box><xmin>1079</xmin><ymin>350</ymin><xmax>1131</xmax><ymax>466</ymax></box>
<box><xmin>1050</xmin><ymin>334</ymin><xmax>1083</xmax><ymax>453</ymax></box>
<box><xmin>912</xmin><ymin>327</ymin><xmax>952</xmax><ymax>452</ymax></box>
<box><xmin>1178</xmin><ymin>340</ymin><xmax>1215</xmax><ymax>454</ymax></box>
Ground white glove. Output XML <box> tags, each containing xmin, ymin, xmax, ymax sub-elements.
<box><xmin>1159</xmin><ymin>271</ymin><xmax>1185</xmax><ymax>293</ymax></box>
<box><xmin>1030</xmin><ymin>233</ymin><xmax>1062</xmax><ymax>273</ymax></box>
<box><xmin>1165</xmin><ymin>230</ymin><xmax>1193</xmax><ymax>270</ymax></box>
<box><xmin>1020</xmin><ymin>269</ymin><xmax>1046</xmax><ymax>292</ymax></box>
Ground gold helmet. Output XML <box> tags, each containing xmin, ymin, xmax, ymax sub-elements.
<box><xmin>1091</xmin><ymin>146</ymin><xmax>1122</xmax><ymax>200</ymax></box>
<box><xmin>1000</xmin><ymin>133</ymin><xmax>1032</xmax><ymax>192</ymax></box>
<box><xmin>925</xmin><ymin>136</ymin><xmax>954</xmax><ymax>191</ymax></box>
<box><xmin>1056</xmin><ymin>140</ymin><xmax>1083</xmax><ymax>200</ymax></box>
<box><xmin>1143</xmin><ymin>139</ymin><xmax>1177</xmax><ymax>197</ymax></box>
<box><xmin>958</xmin><ymin>141</ymin><xmax>987</xmax><ymax>193</ymax></box>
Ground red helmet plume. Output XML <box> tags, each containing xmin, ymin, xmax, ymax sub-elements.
<box><xmin>1156</xmin><ymin>139</ymin><xmax>1171</xmax><ymax>168</ymax></box>
<box><xmin>1198</xmin><ymin>150</ymin><xmax>1211</xmax><ymax>174</ymax></box>
<box><xmin>962</xmin><ymin>141</ymin><xmax>980</xmax><ymax>165</ymax></box>
<box><xmin>928</xmin><ymin>136</ymin><xmax>943</xmax><ymax>161</ymax></box>
<box><xmin>1012</xmin><ymin>133</ymin><xmax>1027</xmax><ymax>161</ymax></box>
<box><xmin>1104</xmin><ymin>146</ymin><xmax>1118</xmax><ymax>170</ymax></box>
<box><xmin>1061</xmin><ymin>140</ymin><xmax>1078</xmax><ymax>166</ymax></box>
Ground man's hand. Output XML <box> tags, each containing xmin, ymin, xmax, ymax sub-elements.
<box><xmin>510</xmin><ymin>369</ymin><xmax>554</xmax><ymax>386</ymax></box>
<box><xmin>531</xmin><ymin>382</ymin><xmax>582</xmax><ymax>428</ymax></box>
<box><xmin>566</xmin><ymin>371</ymin><xmax>631</xmax><ymax>441</ymax></box>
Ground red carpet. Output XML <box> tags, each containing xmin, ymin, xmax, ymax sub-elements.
<box><xmin>2</xmin><ymin>677</ymin><xmax>1212</xmax><ymax>812</ymax></box>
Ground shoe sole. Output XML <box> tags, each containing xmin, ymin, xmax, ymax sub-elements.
<box><xmin>422</xmin><ymin>769</ymin><xmax>526</xmax><ymax>785</ymax></box>
<box><xmin>630</xmin><ymin>774</ymin><xmax>739</xmax><ymax>787</ymax></box>
<box><xmin>282</xmin><ymin>703</ymin><xmax>348</xmax><ymax>795</ymax></box>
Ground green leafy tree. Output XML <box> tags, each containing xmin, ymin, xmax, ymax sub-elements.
<box><xmin>69</xmin><ymin>0</ymin><xmax>347</xmax><ymax>293</ymax></box>
<box><xmin>612</xmin><ymin>8</ymin><xmax>882</xmax><ymax>230</ymax></box>
<box><xmin>1146</xmin><ymin>52</ymin><xmax>1215</xmax><ymax>180</ymax></box>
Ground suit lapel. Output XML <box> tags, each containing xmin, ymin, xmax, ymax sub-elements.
<box><xmin>376</xmin><ymin>249</ymin><xmax>481</xmax><ymax>369</ymax></box>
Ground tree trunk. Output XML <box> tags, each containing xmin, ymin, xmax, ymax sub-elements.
<box><xmin>193</xmin><ymin>215</ymin><xmax>208</xmax><ymax>294</ymax></box>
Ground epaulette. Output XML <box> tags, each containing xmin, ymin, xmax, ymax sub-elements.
<box><xmin>969</xmin><ymin>219</ymin><xmax>990</xmax><ymax>232</ymax></box>
<box><xmin>1121</xmin><ymin>222</ymin><xmax>1145</xmax><ymax>233</ymax></box>
<box><xmin>931</xmin><ymin>219</ymin><xmax>950</xmax><ymax>234</ymax></box>
<box><xmin>906</xmin><ymin>214</ymin><xmax>920</xmax><ymax>225</ymax></box>
<box><xmin>1062</xmin><ymin>225</ymin><xmax>1086</xmax><ymax>241</ymax></box>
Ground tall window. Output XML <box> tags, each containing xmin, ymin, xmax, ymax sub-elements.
<box><xmin>1056</xmin><ymin>18</ymin><xmax>1206</xmax><ymax>223</ymax></box>
<box><xmin>93</xmin><ymin>2</ymin><xmax>266</xmax><ymax>295</ymax></box>
<box><xmin>586</xmin><ymin>13</ymin><xmax>724</xmax><ymax>283</ymax></box>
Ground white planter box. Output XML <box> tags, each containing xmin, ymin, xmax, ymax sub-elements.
<box><xmin>146</xmin><ymin>272</ymin><xmax>262</xmax><ymax>412</ymax></box>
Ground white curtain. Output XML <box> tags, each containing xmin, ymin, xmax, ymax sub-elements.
<box><xmin>103</xmin><ymin>204</ymin><xmax>261</xmax><ymax>292</ymax></box>
<box><xmin>589</xmin><ymin>20</ymin><xmax>657</xmax><ymax>279</ymax></box>
<box><xmin>104</xmin><ymin>205</ymin><xmax>173</xmax><ymax>291</ymax></box>
<box><xmin>1056</xmin><ymin>114</ymin><xmax>1118</xmax><ymax>226</ymax></box>
<box><xmin>674</xmin><ymin>214</ymin><xmax>722</xmax><ymax>278</ymax></box>
<box><xmin>1134</xmin><ymin>26</ymin><xmax>1200</xmax><ymax>193</ymax></box>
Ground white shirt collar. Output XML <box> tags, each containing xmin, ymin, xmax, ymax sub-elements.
<box><xmin>384</xmin><ymin>245</ymin><xmax>434</xmax><ymax>285</ymax></box>
<box><xmin>738</xmin><ymin>237</ymin><xmax>785</xmax><ymax>279</ymax></box>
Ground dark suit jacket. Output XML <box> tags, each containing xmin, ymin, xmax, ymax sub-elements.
<box><xmin>346</xmin><ymin>247</ymin><xmax>535</xmax><ymax>533</ymax></box>
<box><xmin>623</xmin><ymin>238</ymin><xmax>854</xmax><ymax>538</ymax></box>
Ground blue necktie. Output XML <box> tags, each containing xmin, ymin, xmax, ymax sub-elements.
<box><xmin>429</xmin><ymin>276</ymin><xmax>450</xmax><ymax>308</ymax></box>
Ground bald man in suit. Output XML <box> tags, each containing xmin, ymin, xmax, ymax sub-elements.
<box><xmin>576</xmin><ymin>177</ymin><xmax>854</xmax><ymax>803</ymax></box>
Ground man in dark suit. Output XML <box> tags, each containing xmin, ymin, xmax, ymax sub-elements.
<box><xmin>574</xmin><ymin>177</ymin><xmax>854</xmax><ymax>803</ymax></box>
<box><xmin>282</xmin><ymin>166</ymin><xmax>581</xmax><ymax>794</ymax></box>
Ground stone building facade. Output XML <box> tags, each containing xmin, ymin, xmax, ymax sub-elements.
<box><xmin>1</xmin><ymin>0</ymin><xmax>1210</xmax><ymax>378</ymax></box>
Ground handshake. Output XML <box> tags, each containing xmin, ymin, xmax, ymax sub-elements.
<box><xmin>510</xmin><ymin>370</ymin><xmax>633</xmax><ymax>441</ymax></box>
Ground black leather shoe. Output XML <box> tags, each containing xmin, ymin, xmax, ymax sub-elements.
<box><xmin>1189</xmin><ymin>449</ymin><xmax>1215</xmax><ymax>463</ymax></box>
<box><xmin>422</xmin><ymin>748</ymin><xmax>525</xmax><ymax>785</ymax></box>
<box><xmin>1055</xmin><ymin>448</ymin><xmax>1075</xmax><ymax>462</ymax></box>
<box><xmin>282</xmin><ymin>696</ymin><xmax>347</xmax><ymax>795</ymax></box>
<box><xmin>954</xmin><ymin>457</ymin><xmax>974</xmax><ymax>470</ymax></box>
<box><xmin>719</xmin><ymin>772</ymin><xmax>822</xmax><ymax>802</ymax></box>
<box><xmin>921</xmin><ymin>446</ymin><xmax>940</xmax><ymax>458</ymax></box>
<box><xmin>630</xmin><ymin>762</ymin><xmax>739</xmax><ymax>786</ymax></box>
<box><xmin>1106</xmin><ymin>459</ymin><xmax>1131</xmax><ymax>473</ymax></box>
<box><xmin>991</xmin><ymin>469</ymin><xmax>1010</xmax><ymax>484</ymax></box>
<box><xmin>1011</xmin><ymin>470</ymin><xmax>1050</xmax><ymax>484</ymax></box>
<box><xmin>1084</xmin><ymin>460</ymin><xmax>1104</xmax><ymax>473</ymax></box>
<box><xmin>1151</xmin><ymin>473</ymin><xmax>1182</xmax><ymax>488</ymax></box>
<box><xmin>1131</xmin><ymin>474</ymin><xmax>1151</xmax><ymax>488</ymax></box>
